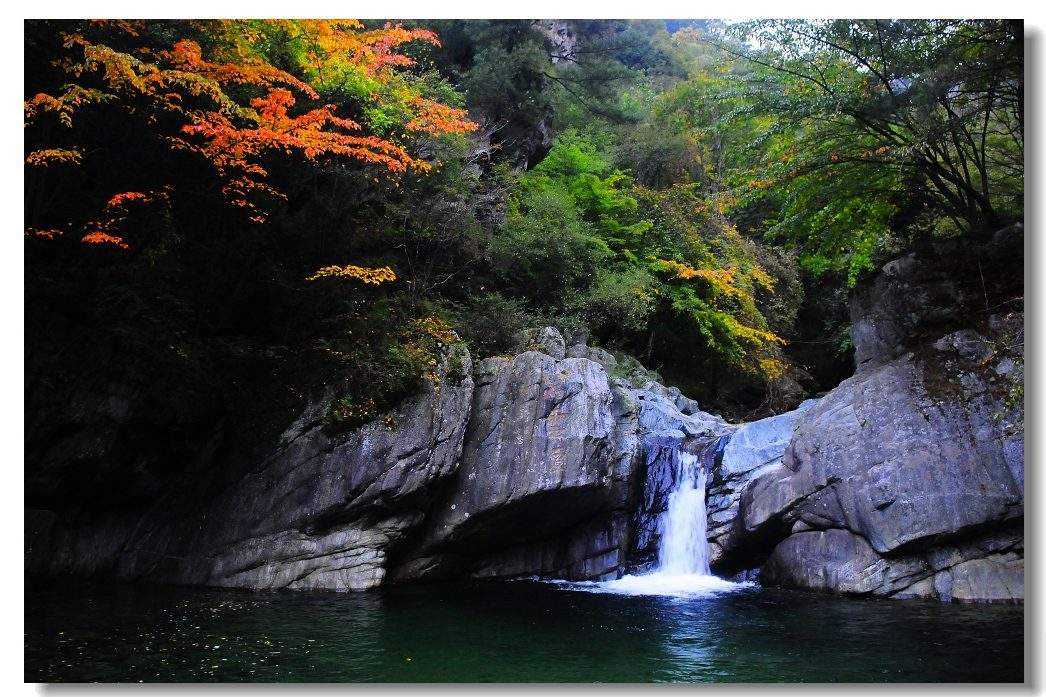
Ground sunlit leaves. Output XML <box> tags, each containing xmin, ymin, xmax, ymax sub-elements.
<box><xmin>693</xmin><ymin>19</ymin><xmax>1023</xmax><ymax>284</ymax></box>
<box><xmin>81</xmin><ymin>230</ymin><xmax>130</xmax><ymax>250</ymax></box>
<box><xmin>25</xmin><ymin>148</ymin><xmax>83</xmax><ymax>167</ymax></box>
<box><xmin>306</xmin><ymin>265</ymin><xmax>397</xmax><ymax>284</ymax></box>
<box><xmin>511</xmin><ymin>129</ymin><xmax>785</xmax><ymax>379</ymax></box>
<box><xmin>25</xmin><ymin>19</ymin><xmax>477</xmax><ymax>239</ymax></box>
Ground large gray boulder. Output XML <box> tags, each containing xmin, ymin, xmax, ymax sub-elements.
<box><xmin>761</xmin><ymin>529</ymin><xmax>886</xmax><ymax>594</ymax></box>
<box><xmin>756</xmin><ymin>327</ymin><xmax>1022</xmax><ymax>546</ymax></box>
<box><xmin>727</xmin><ymin>317</ymin><xmax>1024</xmax><ymax>601</ymax></box>
<box><xmin>762</xmin><ymin>527</ymin><xmax>1023</xmax><ymax>603</ymax></box>
<box><xmin>706</xmin><ymin>399</ymin><xmax>817</xmax><ymax>568</ymax></box>
<box><xmin>514</xmin><ymin>325</ymin><xmax>567</xmax><ymax>360</ymax></box>
<box><xmin>393</xmin><ymin>338</ymin><xmax>643</xmax><ymax>581</ymax></box>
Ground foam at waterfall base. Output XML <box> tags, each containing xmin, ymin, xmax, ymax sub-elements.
<box><xmin>546</xmin><ymin>445</ymin><xmax>754</xmax><ymax>599</ymax></box>
<box><xmin>549</xmin><ymin>572</ymin><xmax>752</xmax><ymax>598</ymax></box>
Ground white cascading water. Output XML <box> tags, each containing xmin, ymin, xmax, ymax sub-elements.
<box><xmin>556</xmin><ymin>446</ymin><xmax>747</xmax><ymax>597</ymax></box>
<box><xmin>656</xmin><ymin>452</ymin><xmax>710</xmax><ymax>575</ymax></box>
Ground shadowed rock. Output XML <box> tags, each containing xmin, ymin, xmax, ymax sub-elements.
<box><xmin>26</xmin><ymin>344</ymin><xmax>475</xmax><ymax>591</ymax></box>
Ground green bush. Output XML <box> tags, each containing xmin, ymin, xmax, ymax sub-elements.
<box><xmin>449</xmin><ymin>292</ymin><xmax>536</xmax><ymax>359</ymax></box>
<box><xmin>582</xmin><ymin>268</ymin><xmax>658</xmax><ymax>343</ymax></box>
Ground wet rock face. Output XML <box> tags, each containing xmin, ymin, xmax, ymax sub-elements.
<box><xmin>27</xmin><ymin>328</ymin><xmax>666</xmax><ymax>590</ymax></box>
<box><xmin>630</xmin><ymin>406</ymin><xmax>733</xmax><ymax>571</ymax></box>
<box><xmin>390</xmin><ymin>332</ymin><xmax>739</xmax><ymax>583</ymax></box>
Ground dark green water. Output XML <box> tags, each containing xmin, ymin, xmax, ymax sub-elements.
<box><xmin>25</xmin><ymin>581</ymin><xmax>1023</xmax><ymax>683</ymax></box>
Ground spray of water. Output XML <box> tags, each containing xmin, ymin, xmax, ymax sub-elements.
<box><xmin>554</xmin><ymin>445</ymin><xmax>750</xmax><ymax>597</ymax></box>
<box><xmin>657</xmin><ymin>452</ymin><xmax>710</xmax><ymax>575</ymax></box>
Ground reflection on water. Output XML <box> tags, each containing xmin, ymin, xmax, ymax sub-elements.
<box><xmin>24</xmin><ymin>581</ymin><xmax>1023</xmax><ymax>682</ymax></box>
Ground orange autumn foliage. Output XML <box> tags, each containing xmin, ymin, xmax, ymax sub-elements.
<box><xmin>405</xmin><ymin>95</ymin><xmax>480</xmax><ymax>136</ymax></box>
<box><xmin>181</xmin><ymin>87</ymin><xmax>430</xmax><ymax>190</ymax></box>
<box><xmin>106</xmin><ymin>191</ymin><xmax>151</xmax><ymax>208</ymax></box>
<box><xmin>657</xmin><ymin>259</ymin><xmax>747</xmax><ymax>299</ymax></box>
<box><xmin>25</xmin><ymin>19</ymin><xmax>478</xmax><ymax>240</ymax></box>
<box><xmin>79</xmin><ymin>189</ymin><xmax>168</xmax><ymax>253</ymax></box>
<box><xmin>81</xmin><ymin>230</ymin><xmax>130</xmax><ymax>250</ymax></box>
<box><xmin>25</xmin><ymin>228</ymin><xmax>64</xmax><ymax>240</ymax></box>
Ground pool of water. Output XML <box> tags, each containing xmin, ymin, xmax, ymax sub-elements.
<box><xmin>24</xmin><ymin>580</ymin><xmax>1024</xmax><ymax>682</ymax></box>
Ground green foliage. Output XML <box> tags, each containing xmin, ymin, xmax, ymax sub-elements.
<box><xmin>503</xmin><ymin>130</ymin><xmax>787</xmax><ymax>384</ymax></box>
<box><xmin>320</xmin><ymin>306</ymin><xmax>463</xmax><ymax>433</ymax></box>
<box><xmin>447</xmin><ymin>293</ymin><xmax>537</xmax><ymax>359</ymax></box>
<box><xmin>495</xmin><ymin>185</ymin><xmax>610</xmax><ymax>307</ymax></box>
<box><xmin>444</xmin><ymin>346</ymin><xmax>469</xmax><ymax>383</ymax></box>
<box><xmin>669</xmin><ymin>20</ymin><xmax>1023</xmax><ymax>285</ymax></box>
<box><xmin>518</xmin><ymin>130</ymin><xmax>651</xmax><ymax>258</ymax></box>
<box><xmin>582</xmin><ymin>268</ymin><xmax>658</xmax><ymax>339</ymax></box>
<box><xmin>25</xmin><ymin>15</ymin><xmax>1025</xmax><ymax>481</ymax></box>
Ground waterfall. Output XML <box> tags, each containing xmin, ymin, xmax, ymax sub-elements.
<box><xmin>550</xmin><ymin>442</ymin><xmax>749</xmax><ymax>597</ymax></box>
<box><xmin>656</xmin><ymin>452</ymin><xmax>711</xmax><ymax>575</ymax></box>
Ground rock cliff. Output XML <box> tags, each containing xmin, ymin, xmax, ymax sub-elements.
<box><xmin>25</xmin><ymin>235</ymin><xmax>1024</xmax><ymax>603</ymax></box>
<box><xmin>714</xmin><ymin>228</ymin><xmax>1024</xmax><ymax>601</ymax></box>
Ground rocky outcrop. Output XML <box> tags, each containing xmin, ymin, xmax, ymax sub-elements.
<box><xmin>849</xmin><ymin>223</ymin><xmax>1023</xmax><ymax>371</ymax></box>
<box><xmin>25</xmin><ymin>330</ymin><xmax>718</xmax><ymax>591</ymax></box>
<box><xmin>705</xmin><ymin>232</ymin><xmax>1025</xmax><ymax>602</ymax></box>
<box><xmin>739</xmin><ymin>322</ymin><xmax>1024</xmax><ymax>602</ymax></box>
<box><xmin>762</xmin><ymin>527</ymin><xmax>1023</xmax><ymax>602</ymax></box>
<box><xmin>26</xmin><ymin>226</ymin><xmax>1025</xmax><ymax>605</ymax></box>
<box><xmin>26</xmin><ymin>343</ymin><xmax>476</xmax><ymax>591</ymax></box>
<box><xmin>388</xmin><ymin>340</ymin><xmax>731</xmax><ymax>582</ymax></box>
<box><xmin>628</xmin><ymin>383</ymin><xmax>733</xmax><ymax>570</ymax></box>
<box><xmin>706</xmin><ymin>399</ymin><xmax>817</xmax><ymax>569</ymax></box>
<box><xmin>391</xmin><ymin>348</ymin><xmax>642</xmax><ymax>582</ymax></box>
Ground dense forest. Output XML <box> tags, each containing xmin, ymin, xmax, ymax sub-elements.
<box><xmin>24</xmin><ymin>19</ymin><xmax>1023</xmax><ymax>502</ymax></box>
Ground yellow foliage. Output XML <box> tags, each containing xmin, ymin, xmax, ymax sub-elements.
<box><xmin>402</xmin><ymin>315</ymin><xmax>460</xmax><ymax>386</ymax></box>
<box><xmin>657</xmin><ymin>259</ymin><xmax>746</xmax><ymax>300</ymax></box>
<box><xmin>723</xmin><ymin>316</ymin><xmax>786</xmax><ymax>349</ymax></box>
<box><xmin>749</xmin><ymin>265</ymin><xmax>776</xmax><ymax>292</ymax></box>
<box><xmin>306</xmin><ymin>264</ymin><xmax>397</xmax><ymax>284</ymax></box>
<box><xmin>657</xmin><ymin>258</ymin><xmax>696</xmax><ymax>279</ymax></box>
<box><xmin>709</xmin><ymin>190</ymin><xmax>739</xmax><ymax>214</ymax></box>
<box><xmin>758</xmin><ymin>357</ymin><xmax>787</xmax><ymax>381</ymax></box>
<box><xmin>25</xmin><ymin>148</ymin><xmax>82</xmax><ymax>166</ymax></box>
<box><xmin>330</xmin><ymin>397</ymin><xmax>376</xmax><ymax>424</ymax></box>
<box><xmin>411</xmin><ymin>315</ymin><xmax>458</xmax><ymax>345</ymax></box>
